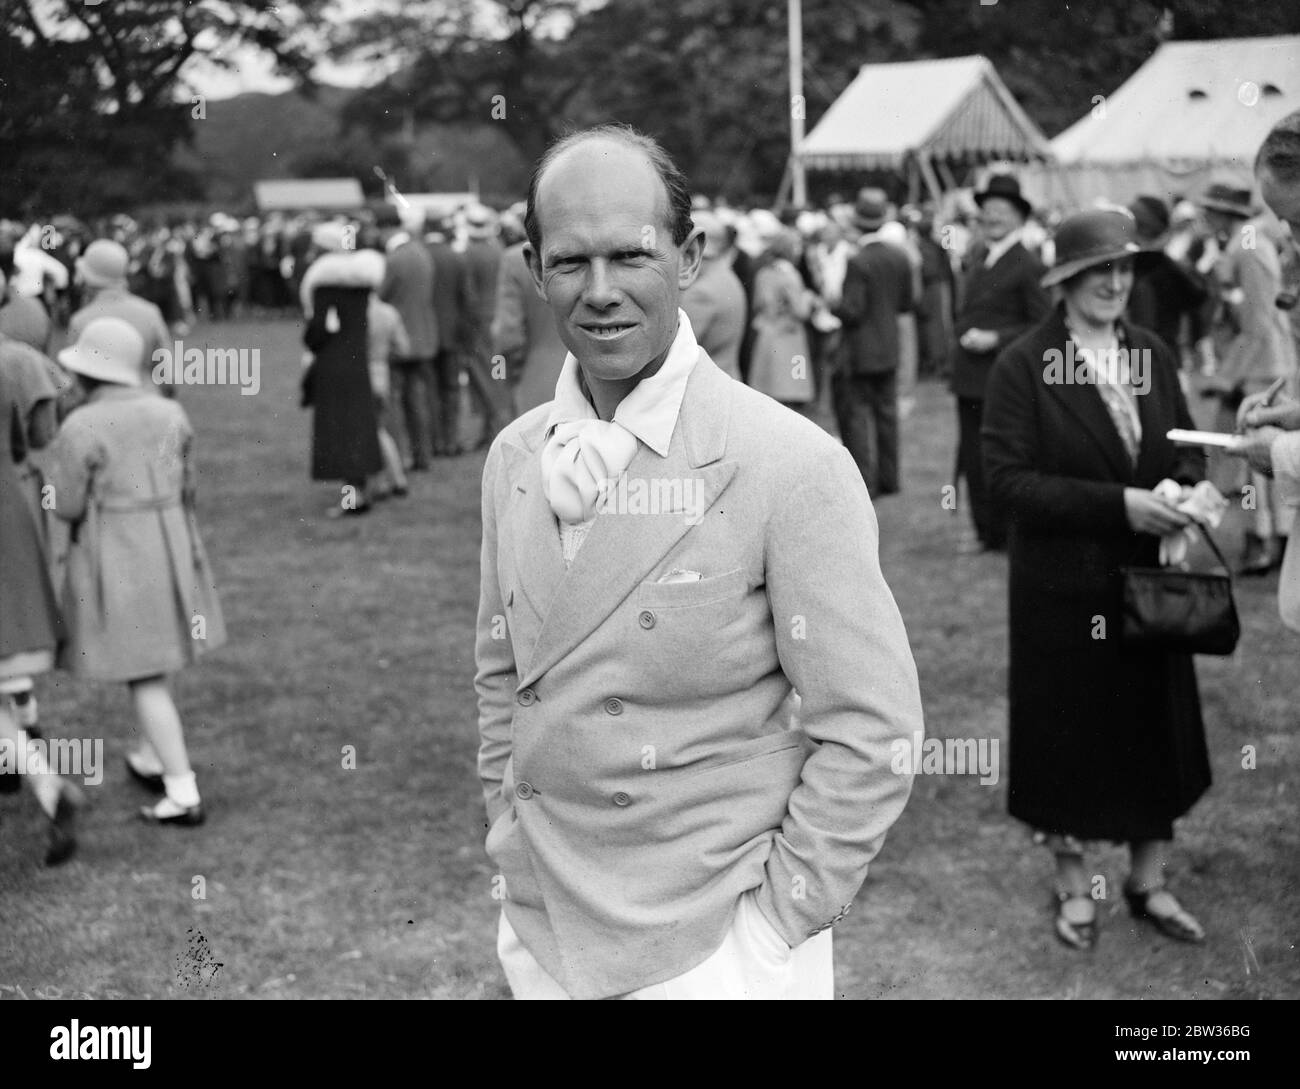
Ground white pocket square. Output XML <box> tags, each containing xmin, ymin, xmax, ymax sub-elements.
<box><xmin>657</xmin><ymin>569</ymin><xmax>703</xmax><ymax>584</ymax></box>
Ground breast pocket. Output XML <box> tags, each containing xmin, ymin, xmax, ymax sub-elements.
<box><xmin>632</xmin><ymin>569</ymin><xmax>763</xmax><ymax>692</ymax></box>
<box><xmin>636</xmin><ymin>568</ymin><xmax>747</xmax><ymax>609</ymax></box>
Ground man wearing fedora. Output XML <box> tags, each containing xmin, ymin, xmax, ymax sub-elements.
<box><xmin>831</xmin><ymin>188</ymin><xmax>915</xmax><ymax>497</ymax></box>
<box><xmin>950</xmin><ymin>173</ymin><xmax>1050</xmax><ymax>553</ymax></box>
<box><xmin>1199</xmin><ymin>181</ymin><xmax>1296</xmax><ymax>575</ymax></box>
<box><xmin>68</xmin><ymin>239</ymin><xmax>173</xmax><ymax>397</ymax></box>
<box><xmin>475</xmin><ymin>124</ymin><xmax>922</xmax><ymax>999</ymax></box>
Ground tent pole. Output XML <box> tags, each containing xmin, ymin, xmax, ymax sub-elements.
<box><xmin>918</xmin><ymin>153</ymin><xmax>945</xmax><ymax>206</ymax></box>
<box><xmin>775</xmin><ymin>158</ymin><xmax>794</xmax><ymax>211</ymax></box>
<box><xmin>788</xmin><ymin>0</ymin><xmax>807</xmax><ymax>208</ymax></box>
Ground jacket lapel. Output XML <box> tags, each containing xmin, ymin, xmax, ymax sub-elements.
<box><xmin>516</xmin><ymin>354</ymin><xmax>738</xmax><ymax>690</ymax></box>
<box><xmin>502</xmin><ymin>438</ymin><xmax>567</xmax><ymax>621</ymax></box>
<box><xmin>1131</xmin><ymin>327</ymin><xmax>1173</xmax><ymax>483</ymax></box>
<box><xmin>1034</xmin><ymin>311</ymin><xmax>1135</xmax><ymax>482</ymax></box>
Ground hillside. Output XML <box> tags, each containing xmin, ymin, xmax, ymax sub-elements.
<box><xmin>173</xmin><ymin>86</ymin><xmax>532</xmax><ymax>211</ymax></box>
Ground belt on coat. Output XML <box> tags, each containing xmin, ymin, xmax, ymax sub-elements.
<box><xmin>82</xmin><ymin>489</ymin><xmax>203</xmax><ymax>626</ymax></box>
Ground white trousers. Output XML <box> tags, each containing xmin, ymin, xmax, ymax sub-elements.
<box><xmin>497</xmin><ymin>890</ymin><xmax>834</xmax><ymax>1000</ymax></box>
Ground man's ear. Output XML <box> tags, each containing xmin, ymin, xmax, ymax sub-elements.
<box><xmin>523</xmin><ymin>243</ymin><xmax>547</xmax><ymax>301</ymax></box>
<box><xmin>677</xmin><ymin>226</ymin><xmax>705</xmax><ymax>290</ymax></box>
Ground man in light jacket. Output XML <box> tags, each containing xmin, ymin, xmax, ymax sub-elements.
<box><xmin>1232</xmin><ymin>109</ymin><xmax>1300</xmax><ymax>629</ymax></box>
<box><xmin>474</xmin><ymin>124</ymin><xmax>923</xmax><ymax>1000</ymax></box>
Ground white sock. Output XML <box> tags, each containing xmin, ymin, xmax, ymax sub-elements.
<box><xmin>163</xmin><ymin>772</ymin><xmax>201</xmax><ymax>808</ymax></box>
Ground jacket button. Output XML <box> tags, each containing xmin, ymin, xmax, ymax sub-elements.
<box><xmin>516</xmin><ymin>688</ymin><xmax>536</xmax><ymax>707</ymax></box>
<box><xmin>603</xmin><ymin>697</ymin><xmax>624</xmax><ymax>716</ymax></box>
<box><xmin>638</xmin><ymin>610</ymin><xmax>656</xmax><ymax>629</ymax></box>
<box><xmin>515</xmin><ymin>781</ymin><xmax>534</xmax><ymax>800</ymax></box>
<box><xmin>612</xmin><ymin>791</ymin><xmax>631</xmax><ymax>807</ymax></box>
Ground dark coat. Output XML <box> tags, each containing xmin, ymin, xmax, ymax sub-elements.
<box><xmin>306</xmin><ymin>285</ymin><xmax>382</xmax><ymax>482</ymax></box>
<box><xmin>950</xmin><ymin>242</ymin><xmax>1051</xmax><ymax>400</ymax></box>
<box><xmin>380</xmin><ymin>238</ymin><xmax>439</xmax><ymax>359</ymax></box>
<box><xmin>462</xmin><ymin>238</ymin><xmax>503</xmax><ymax>348</ymax></box>
<box><xmin>1128</xmin><ymin>253</ymin><xmax>1208</xmax><ymax>358</ymax></box>
<box><xmin>833</xmin><ymin>240</ymin><xmax>915</xmax><ymax>375</ymax></box>
<box><xmin>427</xmin><ymin>240</ymin><xmax>471</xmax><ymax>356</ymax></box>
<box><xmin>981</xmin><ymin>308</ymin><xmax>1211</xmax><ymax>841</ymax></box>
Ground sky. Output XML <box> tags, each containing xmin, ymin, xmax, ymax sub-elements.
<box><xmin>22</xmin><ymin>0</ymin><xmax>597</xmax><ymax>102</ymax></box>
<box><xmin>181</xmin><ymin>45</ymin><xmax>385</xmax><ymax>100</ymax></box>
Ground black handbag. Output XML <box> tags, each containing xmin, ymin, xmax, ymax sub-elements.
<box><xmin>1120</xmin><ymin>524</ymin><xmax>1240</xmax><ymax>656</ymax></box>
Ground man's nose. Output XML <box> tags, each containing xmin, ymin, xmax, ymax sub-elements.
<box><xmin>582</xmin><ymin>260</ymin><xmax>621</xmax><ymax>309</ymax></box>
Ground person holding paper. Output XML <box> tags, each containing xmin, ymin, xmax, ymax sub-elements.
<box><xmin>1229</xmin><ymin>109</ymin><xmax>1300</xmax><ymax>629</ymax></box>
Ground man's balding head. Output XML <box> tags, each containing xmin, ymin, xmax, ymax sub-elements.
<box><xmin>525</xmin><ymin>124</ymin><xmax>694</xmax><ymax>253</ymax></box>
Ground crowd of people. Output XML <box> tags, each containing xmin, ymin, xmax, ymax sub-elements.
<box><xmin>3</xmin><ymin>109</ymin><xmax>1298</xmax><ymax>1000</ymax></box>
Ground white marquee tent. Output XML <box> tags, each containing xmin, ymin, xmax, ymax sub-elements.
<box><xmin>1023</xmin><ymin>35</ymin><xmax>1300</xmax><ymax>212</ymax></box>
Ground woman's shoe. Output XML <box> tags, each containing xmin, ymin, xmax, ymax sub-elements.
<box><xmin>1053</xmin><ymin>889</ymin><xmax>1098</xmax><ymax>951</ymax></box>
<box><xmin>139</xmin><ymin>796</ymin><xmax>205</xmax><ymax>826</ymax></box>
<box><xmin>45</xmin><ymin>783</ymin><xmax>85</xmax><ymax>866</ymax></box>
<box><xmin>1125</xmin><ymin>881</ymin><xmax>1205</xmax><ymax>943</ymax></box>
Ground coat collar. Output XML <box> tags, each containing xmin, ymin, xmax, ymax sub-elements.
<box><xmin>499</xmin><ymin>351</ymin><xmax>736</xmax><ymax>687</ymax></box>
<box><xmin>1036</xmin><ymin>306</ymin><xmax>1145</xmax><ymax>482</ymax></box>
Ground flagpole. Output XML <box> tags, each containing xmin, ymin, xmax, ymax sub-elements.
<box><xmin>788</xmin><ymin>0</ymin><xmax>806</xmax><ymax>209</ymax></box>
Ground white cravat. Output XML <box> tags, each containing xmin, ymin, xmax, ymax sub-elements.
<box><xmin>540</xmin><ymin>310</ymin><xmax>700</xmax><ymax>526</ymax></box>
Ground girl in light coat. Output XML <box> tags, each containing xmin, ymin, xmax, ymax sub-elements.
<box><xmin>48</xmin><ymin>317</ymin><xmax>226</xmax><ymax>825</ymax></box>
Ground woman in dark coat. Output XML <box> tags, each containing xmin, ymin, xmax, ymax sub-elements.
<box><xmin>982</xmin><ymin>209</ymin><xmax>1215</xmax><ymax>951</ymax></box>
<box><xmin>299</xmin><ymin>223</ymin><xmax>384</xmax><ymax>516</ymax></box>
<box><xmin>0</xmin><ymin>334</ymin><xmax>83</xmax><ymax>862</ymax></box>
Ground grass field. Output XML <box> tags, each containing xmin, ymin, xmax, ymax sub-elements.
<box><xmin>1</xmin><ymin>316</ymin><xmax>1296</xmax><ymax>1000</ymax></box>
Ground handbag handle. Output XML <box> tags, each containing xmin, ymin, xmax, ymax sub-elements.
<box><xmin>1188</xmin><ymin>522</ymin><xmax>1233</xmax><ymax>580</ymax></box>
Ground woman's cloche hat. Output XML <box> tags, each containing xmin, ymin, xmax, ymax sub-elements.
<box><xmin>1041</xmin><ymin>208</ymin><xmax>1154</xmax><ymax>288</ymax></box>
<box><xmin>57</xmin><ymin>316</ymin><xmax>145</xmax><ymax>387</ymax></box>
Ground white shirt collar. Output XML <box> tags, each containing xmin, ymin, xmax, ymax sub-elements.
<box><xmin>545</xmin><ymin>308</ymin><xmax>700</xmax><ymax>458</ymax></box>
<box><xmin>984</xmin><ymin>227</ymin><xmax>1024</xmax><ymax>268</ymax></box>
<box><xmin>385</xmin><ymin>232</ymin><xmax>411</xmax><ymax>253</ymax></box>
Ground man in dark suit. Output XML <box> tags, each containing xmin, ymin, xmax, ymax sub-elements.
<box><xmin>832</xmin><ymin>189</ymin><xmax>915</xmax><ymax>497</ymax></box>
<box><xmin>1126</xmin><ymin>195</ymin><xmax>1208</xmax><ymax>361</ymax></box>
<box><xmin>380</xmin><ymin>208</ymin><xmax>439</xmax><ymax>470</ymax></box>
<box><xmin>950</xmin><ymin>174</ymin><xmax>1051</xmax><ymax>552</ymax></box>
<box><xmin>462</xmin><ymin>206</ymin><xmax>511</xmax><ymax>449</ymax></box>
<box><xmin>426</xmin><ymin>219</ymin><xmax>472</xmax><ymax>456</ymax></box>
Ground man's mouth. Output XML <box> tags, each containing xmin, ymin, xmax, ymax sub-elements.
<box><xmin>579</xmin><ymin>321</ymin><xmax>637</xmax><ymax>341</ymax></box>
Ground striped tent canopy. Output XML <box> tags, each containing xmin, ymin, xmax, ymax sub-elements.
<box><xmin>799</xmin><ymin>55</ymin><xmax>1053</xmax><ymax>172</ymax></box>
